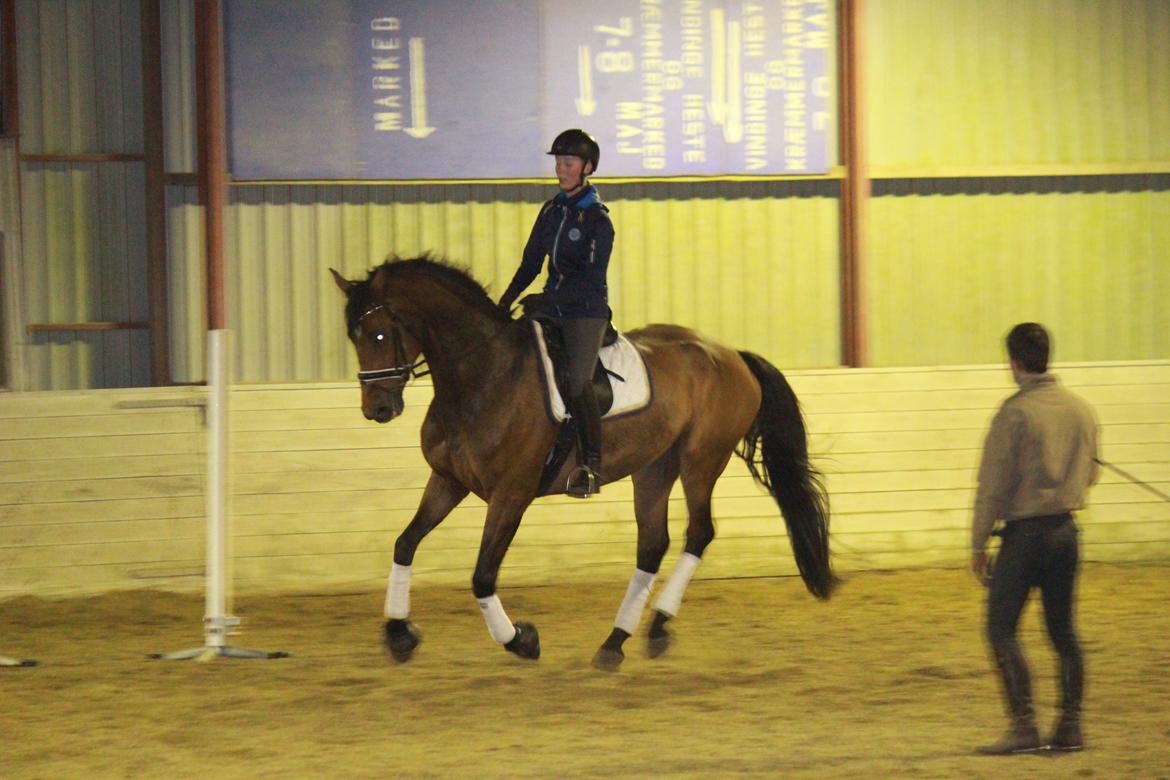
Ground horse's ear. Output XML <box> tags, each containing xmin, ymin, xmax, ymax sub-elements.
<box><xmin>329</xmin><ymin>268</ymin><xmax>352</xmax><ymax>295</ymax></box>
<box><xmin>368</xmin><ymin>266</ymin><xmax>388</xmax><ymax>295</ymax></box>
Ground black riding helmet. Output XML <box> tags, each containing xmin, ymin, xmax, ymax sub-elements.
<box><xmin>547</xmin><ymin>129</ymin><xmax>600</xmax><ymax>174</ymax></box>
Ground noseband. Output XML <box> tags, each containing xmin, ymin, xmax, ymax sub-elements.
<box><xmin>356</xmin><ymin>303</ymin><xmax>430</xmax><ymax>385</ymax></box>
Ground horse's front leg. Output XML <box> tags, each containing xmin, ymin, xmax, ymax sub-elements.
<box><xmin>383</xmin><ymin>470</ymin><xmax>469</xmax><ymax>662</ymax></box>
<box><xmin>472</xmin><ymin>496</ymin><xmax>540</xmax><ymax>660</ymax></box>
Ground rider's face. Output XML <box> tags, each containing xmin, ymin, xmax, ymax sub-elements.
<box><xmin>555</xmin><ymin>155</ymin><xmax>589</xmax><ymax>194</ymax></box>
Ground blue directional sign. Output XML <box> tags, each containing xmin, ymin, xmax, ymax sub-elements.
<box><xmin>224</xmin><ymin>0</ymin><xmax>832</xmax><ymax>180</ymax></box>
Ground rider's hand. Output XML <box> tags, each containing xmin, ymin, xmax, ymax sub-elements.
<box><xmin>518</xmin><ymin>293</ymin><xmax>547</xmax><ymax>316</ymax></box>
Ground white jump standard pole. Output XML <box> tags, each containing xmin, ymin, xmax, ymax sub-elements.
<box><xmin>1</xmin><ymin>654</ymin><xmax>37</xmax><ymax>667</ymax></box>
<box><xmin>151</xmin><ymin>330</ymin><xmax>286</xmax><ymax>662</ymax></box>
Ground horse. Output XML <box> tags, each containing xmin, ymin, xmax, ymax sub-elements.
<box><xmin>331</xmin><ymin>256</ymin><xmax>834</xmax><ymax>670</ymax></box>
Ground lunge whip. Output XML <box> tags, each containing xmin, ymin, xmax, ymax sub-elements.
<box><xmin>1096</xmin><ymin>458</ymin><xmax>1170</xmax><ymax>503</ymax></box>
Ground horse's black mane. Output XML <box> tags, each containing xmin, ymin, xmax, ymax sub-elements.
<box><xmin>345</xmin><ymin>254</ymin><xmax>510</xmax><ymax>332</ymax></box>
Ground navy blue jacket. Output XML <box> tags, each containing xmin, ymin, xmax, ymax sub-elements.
<box><xmin>498</xmin><ymin>185</ymin><xmax>614</xmax><ymax>319</ymax></box>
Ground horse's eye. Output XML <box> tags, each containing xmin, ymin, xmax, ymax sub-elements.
<box><xmin>374</xmin><ymin>332</ymin><xmax>386</xmax><ymax>342</ymax></box>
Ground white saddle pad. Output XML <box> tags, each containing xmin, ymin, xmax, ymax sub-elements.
<box><xmin>531</xmin><ymin>320</ymin><xmax>651</xmax><ymax>422</ymax></box>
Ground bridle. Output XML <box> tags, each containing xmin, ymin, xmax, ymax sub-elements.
<box><xmin>353</xmin><ymin>296</ymin><xmax>512</xmax><ymax>387</ymax></box>
<box><xmin>355</xmin><ymin>303</ymin><xmax>430</xmax><ymax>385</ymax></box>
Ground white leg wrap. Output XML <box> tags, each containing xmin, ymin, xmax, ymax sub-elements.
<box><xmin>614</xmin><ymin>568</ymin><xmax>657</xmax><ymax>634</ymax></box>
<box><xmin>476</xmin><ymin>594</ymin><xmax>518</xmax><ymax>645</ymax></box>
<box><xmin>653</xmin><ymin>553</ymin><xmax>701</xmax><ymax>618</ymax></box>
<box><xmin>384</xmin><ymin>563</ymin><xmax>411</xmax><ymax>619</ymax></box>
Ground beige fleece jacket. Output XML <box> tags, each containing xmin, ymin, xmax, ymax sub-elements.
<box><xmin>972</xmin><ymin>372</ymin><xmax>1099</xmax><ymax>552</ymax></box>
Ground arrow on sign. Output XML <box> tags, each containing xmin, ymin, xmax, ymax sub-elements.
<box><xmin>707</xmin><ymin>9</ymin><xmax>727</xmax><ymax>126</ymax></box>
<box><xmin>723</xmin><ymin>21</ymin><xmax>742</xmax><ymax>143</ymax></box>
<box><xmin>404</xmin><ymin>37</ymin><xmax>435</xmax><ymax>139</ymax></box>
<box><xmin>576</xmin><ymin>45</ymin><xmax>596</xmax><ymax>116</ymax></box>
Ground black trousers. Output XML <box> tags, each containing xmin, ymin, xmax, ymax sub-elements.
<box><xmin>987</xmin><ymin>513</ymin><xmax>1082</xmax><ymax>666</ymax></box>
<box><xmin>554</xmin><ymin>317</ymin><xmax>606</xmax><ymax>472</ymax></box>
<box><xmin>554</xmin><ymin>317</ymin><xmax>607</xmax><ymax>396</ymax></box>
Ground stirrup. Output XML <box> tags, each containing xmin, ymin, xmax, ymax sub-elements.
<box><xmin>565</xmin><ymin>465</ymin><xmax>599</xmax><ymax>499</ymax></box>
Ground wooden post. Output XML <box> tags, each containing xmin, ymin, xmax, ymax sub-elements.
<box><xmin>2</xmin><ymin>0</ymin><xmax>16</xmax><ymax>137</ymax></box>
<box><xmin>838</xmin><ymin>0</ymin><xmax>868</xmax><ymax>367</ymax></box>
<box><xmin>141</xmin><ymin>0</ymin><xmax>170</xmax><ymax>385</ymax></box>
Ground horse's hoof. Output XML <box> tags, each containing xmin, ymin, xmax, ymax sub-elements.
<box><xmin>504</xmin><ymin>621</ymin><xmax>541</xmax><ymax>660</ymax></box>
<box><xmin>383</xmin><ymin>618</ymin><xmax>421</xmax><ymax>663</ymax></box>
<box><xmin>647</xmin><ymin>629</ymin><xmax>672</xmax><ymax>659</ymax></box>
<box><xmin>591</xmin><ymin>646</ymin><xmax>624</xmax><ymax>672</ymax></box>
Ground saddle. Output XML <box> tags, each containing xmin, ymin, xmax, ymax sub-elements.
<box><xmin>520</xmin><ymin>292</ymin><xmax>620</xmax><ymax>415</ymax></box>
<box><xmin>521</xmin><ymin>297</ymin><xmax>621</xmax><ymax>495</ymax></box>
<box><xmin>532</xmin><ymin>317</ymin><xmax>619</xmax><ymax>415</ymax></box>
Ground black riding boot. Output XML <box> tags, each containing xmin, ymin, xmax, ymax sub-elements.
<box><xmin>977</xmin><ymin>645</ymin><xmax>1042</xmax><ymax>755</ymax></box>
<box><xmin>566</xmin><ymin>386</ymin><xmax>602</xmax><ymax>499</ymax></box>
<box><xmin>1049</xmin><ymin>651</ymin><xmax>1084</xmax><ymax>751</ymax></box>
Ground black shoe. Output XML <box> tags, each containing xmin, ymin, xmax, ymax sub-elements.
<box><xmin>976</xmin><ymin>724</ymin><xmax>1044</xmax><ymax>755</ymax></box>
<box><xmin>1048</xmin><ymin>717</ymin><xmax>1083</xmax><ymax>752</ymax></box>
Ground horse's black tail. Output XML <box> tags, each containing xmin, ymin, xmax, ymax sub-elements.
<box><xmin>736</xmin><ymin>351</ymin><xmax>836</xmax><ymax>600</ymax></box>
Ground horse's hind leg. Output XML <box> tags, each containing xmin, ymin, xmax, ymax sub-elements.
<box><xmin>646</xmin><ymin>445</ymin><xmax>731</xmax><ymax>658</ymax></box>
<box><xmin>591</xmin><ymin>449</ymin><xmax>678</xmax><ymax>672</ymax></box>
<box><xmin>384</xmin><ymin>470</ymin><xmax>469</xmax><ymax>662</ymax></box>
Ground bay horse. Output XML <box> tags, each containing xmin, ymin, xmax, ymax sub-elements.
<box><xmin>331</xmin><ymin>256</ymin><xmax>834</xmax><ymax>670</ymax></box>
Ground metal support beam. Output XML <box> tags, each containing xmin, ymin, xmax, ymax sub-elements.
<box><xmin>838</xmin><ymin>0</ymin><xmax>868</xmax><ymax>367</ymax></box>
<box><xmin>196</xmin><ymin>0</ymin><xmax>226</xmax><ymax>332</ymax></box>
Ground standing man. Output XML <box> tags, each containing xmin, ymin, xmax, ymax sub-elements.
<box><xmin>971</xmin><ymin>323</ymin><xmax>1099</xmax><ymax>755</ymax></box>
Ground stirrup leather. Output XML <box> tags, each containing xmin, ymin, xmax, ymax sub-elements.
<box><xmin>565</xmin><ymin>465</ymin><xmax>599</xmax><ymax>498</ymax></box>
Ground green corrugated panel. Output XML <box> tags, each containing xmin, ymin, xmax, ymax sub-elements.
<box><xmin>16</xmin><ymin>0</ymin><xmax>143</xmax><ymax>154</ymax></box>
<box><xmin>216</xmin><ymin>184</ymin><xmax>841</xmax><ymax>383</ymax></box>
<box><xmin>867</xmin><ymin>187</ymin><xmax>1170</xmax><ymax>365</ymax></box>
<box><xmin>867</xmin><ymin>0</ymin><xmax>1170</xmax><ymax>169</ymax></box>
<box><xmin>19</xmin><ymin>162</ymin><xmax>151</xmax><ymax>388</ymax></box>
<box><xmin>161</xmin><ymin>0</ymin><xmax>197</xmax><ymax>173</ymax></box>
<box><xmin>15</xmin><ymin>0</ymin><xmax>149</xmax><ymax>389</ymax></box>
<box><xmin>164</xmin><ymin>185</ymin><xmax>204</xmax><ymax>383</ymax></box>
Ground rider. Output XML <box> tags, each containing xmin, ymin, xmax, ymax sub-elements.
<box><xmin>498</xmin><ymin>129</ymin><xmax>614</xmax><ymax>498</ymax></box>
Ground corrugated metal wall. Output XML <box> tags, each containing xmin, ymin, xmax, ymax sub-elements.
<box><xmin>867</xmin><ymin>178</ymin><xmax>1170</xmax><ymax>365</ymax></box>
<box><xmin>867</xmin><ymin>0</ymin><xmax>1170</xmax><ymax>170</ymax></box>
<box><xmin>216</xmin><ymin>181</ymin><xmax>842</xmax><ymax>383</ymax></box>
<box><xmin>15</xmin><ymin>0</ymin><xmax>150</xmax><ymax>389</ymax></box>
<box><xmin>864</xmin><ymin>0</ymin><xmax>1170</xmax><ymax>366</ymax></box>
<box><xmin>9</xmin><ymin>0</ymin><xmax>1170</xmax><ymax>388</ymax></box>
<box><xmin>44</xmin><ymin>0</ymin><xmax>842</xmax><ymax>386</ymax></box>
<box><xmin>17</xmin><ymin>0</ymin><xmax>143</xmax><ymax>154</ymax></box>
<box><xmin>160</xmin><ymin>0</ymin><xmax>195</xmax><ymax>173</ymax></box>
<box><xmin>164</xmin><ymin>183</ymin><xmax>203</xmax><ymax>382</ymax></box>
<box><xmin>158</xmin><ymin>0</ymin><xmax>201</xmax><ymax>382</ymax></box>
<box><xmin>20</xmin><ymin>161</ymin><xmax>152</xmax><ymax>386</ymax></box>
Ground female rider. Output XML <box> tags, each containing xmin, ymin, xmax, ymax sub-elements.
<box><xmin>498</xmin><ymin>129</ymin><xmax>614</xmax><ymax>498</ymax></box>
